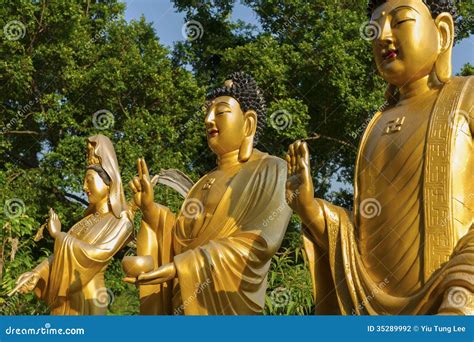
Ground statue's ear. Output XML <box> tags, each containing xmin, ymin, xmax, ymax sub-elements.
<box><xmin>434</xmin><ymin>12</ymin><xmax>454</xmax><ymax>83</ymax></box>
<box><xmin>238</xmin><ymin>110</ymin><xmax>257</xmax><ymax>162</ymax></box>
<box><xmin>243</xmin><ymin>110</ymin><xmax>257</xmax><ymax>138</ymax></box>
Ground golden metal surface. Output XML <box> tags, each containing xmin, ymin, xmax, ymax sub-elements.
<box><xmin>287</xmin><ymin>0</ymin><xmax>473</xmax><ymax>315</ymax></box>
<box><xmin>9</xmin><ymin>135</ymin><xmax>133</xmax><ymax>315</ymax></box>
<box><xmin>125</xmin><ymin>74</ymin><xmax>292</xmax><ymax>315</ymax></box>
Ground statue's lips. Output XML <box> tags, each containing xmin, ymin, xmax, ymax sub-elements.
<box><xmin>207</xmin><ymin>129</ymin><xmax>219</xmax><ymax>137</ymax></box>
<box><xmin>382</xmin><ymin>49</ymin><xmax>398</xmax><ymax>61</ymax></box>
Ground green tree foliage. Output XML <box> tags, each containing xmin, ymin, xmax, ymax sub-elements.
<box><xmin>1</xmin><ymin>0</ymin><xmax>206</xmax><ymax>315</ymax></box>
<box><xmin>1</xmin><ymin>0</ymin><xmax>472</xmax><ymax>315</ymax></box>
<box><xmin>170</xmin><ymin>0</ymin><xmax>474</xmax><ymax>314</ymax></box>
<box><xmin>459</xmin><ymin>63</ymin><xmax>474</xmax><ymax>76</ymax></box>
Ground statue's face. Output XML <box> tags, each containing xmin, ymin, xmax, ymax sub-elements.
<box><xmin>371</xmin><ymin>0</ymin><xmax>440</xmax><ymax>87</ymax></box>
<box><xmin>83</xmin><ymin>169</ymin><xmax>109</xmax><ymax>206</ymax></box>
<box><xmin>205</xmin><ymin>96</ymin><xmax>246</xmax><ymax>155</ymax></box>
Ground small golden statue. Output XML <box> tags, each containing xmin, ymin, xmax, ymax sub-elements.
<box><xmin>287</xmin><ymin>0</ymin><xmax>473</xmax><ymax>315</ymax></box>
<box><xmin>9</xmin><ymin>135</ymin><xmax>133</xmax><ymax>315</ymax></box>
<box><xmin>124</xmin><ymin>72</ymin><xmax>292</xmax><ymax>315</ymax></box>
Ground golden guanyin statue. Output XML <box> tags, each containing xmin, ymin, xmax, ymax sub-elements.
<box><xmin>286</xmin><ymin>0</ymin><xmax>473</xmax><ymax>315</ymax></box>
<box><xmin>9</xmin><ymin>135</ymin><xmax>132</xmax><ymax>315</ymax></box>
<box><xmin>124</xmin><ymin>72</ymin><xmax>291</xmax><ymax>315</ymax></box>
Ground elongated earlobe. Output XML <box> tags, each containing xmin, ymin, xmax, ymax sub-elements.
<box><xmin>434</xmin><ymin>13</ymin><xmax>454</xmax><ymax>84</ymax></box>
<box><xmin>238</xmin><ymin>136</ymin><xmax>254</xmax><ymax>162</ymax></box>
<box><xmin>238</xmin><ymin>111</ymin><xmax>257</xmax><ymax>162</ymax></box>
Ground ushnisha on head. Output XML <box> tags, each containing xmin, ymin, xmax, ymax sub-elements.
<box><xmin>367</xmin><ymin>0</ymin><xmax>456</xmax><ymax>97</ymax></box>
<box><xmin>205</xmin><ymin>72</ymin><xmax>267</xmax><ymax>162</ymax></box>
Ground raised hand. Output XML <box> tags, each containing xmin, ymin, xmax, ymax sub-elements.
<box><xmin>47</xmin><ymin>208</ymin><xmax>61</xmax><ymax>239</ymax></box>
<box><xmin>285</xmin><ymin>140</ymin><xmax>315</xmax><ymax>216</ymax></box>
<box><xmin>8</xmin><ymin>271</ymin><xmax>40</xmax><ymax>296</ymax></box>
<box><xmin>129</xmin><ymin>158</ymin><xmax>155</xmax><ymax>214</ymax></box>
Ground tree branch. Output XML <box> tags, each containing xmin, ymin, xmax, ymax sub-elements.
<box><xmin>1</xmin><ymin>130</ymin><xmax>41</xmax><ymax>135</ymax></box>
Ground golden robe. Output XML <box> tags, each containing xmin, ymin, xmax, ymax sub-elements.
<box><xmin>33</xmin><ymin>212</ymin><xmax>132</xmax><ymax>315</ymax></box>
<box><xmin>304</xmin><ymin>76</ymin><xmax>473</xmax><ymax>315</ymax></box>
<box><xmin>138</xmin><ymin>150</ymin><xmax>291</xmax><ymax>315</ymax></box>
<box><xmin>32</xmin><ymin>135</ymin><xmax>132</xmax><ymax>315</ymax></box>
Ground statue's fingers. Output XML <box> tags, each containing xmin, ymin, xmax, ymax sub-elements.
<box><xmin>141</xmin><ymin>158</ymin><xmax>150</xmax><ymax>178</ymax></box>
<box><xmin>297</xmin><ymin>143</ymin><xmax>308</xmax><ymax>169</ymax></box>
<box><xmin>294</xmin><ymin>140</ymin><xmax>302</xmax><ymax>172</ymax></box>
<box><xmin>26</xmin><ymin>283</ymin><xmax>35</xmax><ymax>292</ymax></box>
<box><xmin>298</xmin><ymin>156</ymin><xmax>309</xmax><ymax>178</ymax></box>
<box><xmin>289</xmin><ymin>143</ymin><xmax>296</xmax><ymax>174</ymax></box>
<box><xmin>137</xmin><ymin>158</ymin><xmax>143</xmax><ymax>179</ymax></box>
<box><xmin>123</xmin><ymin>277</ymin><xmax>137</xmax><ymax>284</ymax></box>
<box><xmin>300</xmin><ymin>142</ymin><xmax>310</xmax><ymax>165</ymax></box>
<box><xmin>15</xmin><ymin>274</ymin><xmax>25</xmax><ymax>285</ymax></box>
<box><xmin>129</xmin><ymin>180</ymin><xmax>137</xmax><ymax>193</ymax></box>
<box><xmin>285</xmin><ymin>154</ymin><xmax>292</xmax><ymax>176</ymax></box>
<box><xmin>7</xmin><ymin>284</ymin><xmax>21</xmax><ymax>296</ymax></box>
<box><xmin>16</xmin><ymin>283</ymin><xmax>28</xmax><ymax>294</ymax></box>
<box><xmin>133</xmin><ymin>177</ymin><xmax>142</xmax><ymax>192</ymax></box>
<box><xmin>138</xmin><ymin>269</ymin><xmax>163</xmax><ymax>281</ymax></box>
<box><xmin>138</xmin><ymin>273</ymin><xmax>152</xmax><ymax>281</ymax></box>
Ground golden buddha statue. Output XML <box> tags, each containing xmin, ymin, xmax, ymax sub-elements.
<box><xmin>286</xmin><ymin>0</ymin><xmax>473</xmax><ymax>315</ymax></box>
<box><xmin>124</xmin><ymin>72</ymin><xmax>292</xmax><ymax>315</ymax></box>
<box><xmin>9</xmin><ymin>134</ymin><xmax>133</xmax><ymax>315</ymax></box>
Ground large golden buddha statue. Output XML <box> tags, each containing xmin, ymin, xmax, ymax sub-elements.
<box><xmin>9</xmin><ymin>135</ymin><xmax>133</xmax><ymax>315</ymax></box>
<box><xmin>286</xmin><ymin>0</ymin><xmax>473</xmax><ymax>315</ymax></box>
<box><xmin>124</xmin><ymin>72</ymin><xmax>291</xmax><ymax>315</ymax></box>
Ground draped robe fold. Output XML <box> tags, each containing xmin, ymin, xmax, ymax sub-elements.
<box><xmin>139</xmin><ymin>151</ymin><xmax>291</xmax><ymax>315</ymax></box>
<box><xmin>33</xmin><ymin>212</ymin><xmax>132</xmax><ymax>315</ymax></box>
<box><xmin>304</xmin><ymin>76</ymin><xmax>474</xmax><ymax>315</ymax></box>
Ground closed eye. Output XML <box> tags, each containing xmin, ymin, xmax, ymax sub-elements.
<box><xmin>217</xmin><ymin>111</ymin><xmax>231</xmax><ymax>116</ymax></box>
<box><xmin>394</xmin><ymin>18</ymin><xmax>415</xmax><ymax>27</ymax></box>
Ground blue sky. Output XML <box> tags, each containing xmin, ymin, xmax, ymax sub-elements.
<box><xmin>123</xmin><ymin>0</ymin><xmax>473</xmax><ymax>74</ymax></box>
